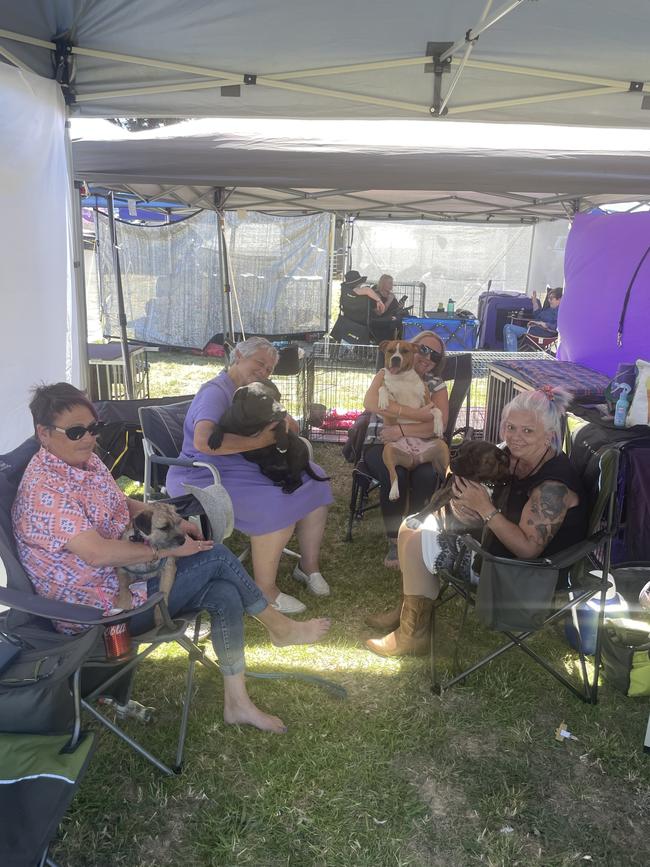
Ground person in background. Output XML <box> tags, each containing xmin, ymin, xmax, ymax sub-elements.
<box><xmin>12</xmin><ymin>382</ymin><xmax>331</xmax><ymax>734</ymax></box>
<box><xmin>340</xmin><ymin>270</ymin><xmax>386</xmax><ymax>316</ymax></box>
<box><xmin>503</xmin><ymin>286</ymin><xmax>563</xmax><ymax>352</ymax></box>
<box><xmin>166</xmin><ymin>337</ymin><xmax>333</xmax><ymax>615</ymax></box>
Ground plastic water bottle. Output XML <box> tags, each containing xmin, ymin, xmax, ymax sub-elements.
<box><xmin>447</xmin><ymin>297</ymin><xmax>455</xmax><ymax>314</ymax></box>
<box><xmin>613</xmin><ymin>383</ymin><xmax>631</xmax><ymax>428</ymax></box>
<box><xmin>564</xmin><ymin>572</ymin><xmax>628</xmax><ymax>655</ymax></box>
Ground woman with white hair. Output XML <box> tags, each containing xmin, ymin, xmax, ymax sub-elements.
<box><xmin>366</xmin><ymin>386</ymin><xmax>588</xmax><ymax>658</ymax></box>
<box><xmin>167</xmin><ymin>337</ymin><xmax>333</xmax><ymax>614</ymax></box>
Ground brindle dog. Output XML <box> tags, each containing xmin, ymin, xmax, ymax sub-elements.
<box><xmin>116</xmin><ymin>502</ymin><xmax>186</xmax><ymax>620</ymax></box>
<box><xmin>413</xmin><ymin>440</ymin><xmax>512</xmax><ymax>531</ymax></box>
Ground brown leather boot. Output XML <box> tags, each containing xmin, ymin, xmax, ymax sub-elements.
<box><xmin>364</xmin><ymin>596</ymin><xmax>403</xmax><ymax>632</ymax></box>
<box><xmin>365</xmin><ymin>595</ymin><xmax>434</xmax><ymax>658</ymax></box>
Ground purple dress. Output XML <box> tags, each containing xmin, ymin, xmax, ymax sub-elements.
<box><xmin>166</xmin><ymin>371</ymin><xmax>333</xmax><ymax>535</ymax></box>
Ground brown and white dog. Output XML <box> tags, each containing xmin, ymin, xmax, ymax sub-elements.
<box><xmin>377</xmin><ymin>340</ymin><xmax>450</xmax><ymax>501</ymax></box>
<box><xmin>116</xmin><ymin>502</ymin><xmax>186</xmax><ymax>623</ymax></box>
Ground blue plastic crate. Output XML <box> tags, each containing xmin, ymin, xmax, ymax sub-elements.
<box><xmin>402</xmin><ymin>316</ymin><xmax>479</xmax><ymax>350</ymax></box>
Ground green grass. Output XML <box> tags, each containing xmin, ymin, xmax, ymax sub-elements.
<box><xmin>50</xmin><ymin>358</ymin><xmax>650</xmax><ymax>866</ymax></box>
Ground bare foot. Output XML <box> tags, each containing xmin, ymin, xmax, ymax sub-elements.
<box><xmin>223</xmin><ymin>695</ymin><xmax>287</xmax><ymax>734</ymax></box>
<box><xmin>267</xmin><ymin>617</ymin><xmax>331</xmax><ymax>647</ymax></box>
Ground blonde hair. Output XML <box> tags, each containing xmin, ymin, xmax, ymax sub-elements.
<box><xmin>410</xmin><ymin>330</ymin><xmax>445</xmax><ymax>375</ymax></box>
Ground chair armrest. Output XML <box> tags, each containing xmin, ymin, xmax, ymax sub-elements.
<box><xmin>459</xmin><ymin>535</ymin><xmax>554</xmax><ymax>569</ymax></box>
<box><xmin>0</xmin><ymin>587</ymin><xmax>101</xmax><ymax>623</ymax></box>
<box><xmin>0</xmin><ymin>587</ymin><xmax>165</xmax><ymax>626</ymax></box>
<box><xmin>459</xmin><ymin>532</ymin><xmax>604</xmax><ymax>572</ymax></box>
<box><xmin>150</xmin><ymin>455</ymin><xmax>222</xmax><ymax>484</ymax></box>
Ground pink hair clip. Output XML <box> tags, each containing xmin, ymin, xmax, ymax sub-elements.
<box><xmin>540</xmin><ymin>385</ymin><xmax>556</xmax><ymax>401</ymax></box>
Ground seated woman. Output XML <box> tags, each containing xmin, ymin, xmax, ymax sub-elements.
<box><xmin>362</xmin><ymin>331</ymin><xmax>449</xmax><ymax>573</ymax></box>
<box><xmin>365</xmin><ymin>386</ymin><xmax>588</xmax><ymax>657</ymax></box>
<box><xmin>166</xmin><ymin>337</ymin><xmax>333</xmax><ymax>615</ymax></box>
<box><xmin>12</xmin><ymin>383</ymin><xmax>330</xmax><ymax>734</ymax></box>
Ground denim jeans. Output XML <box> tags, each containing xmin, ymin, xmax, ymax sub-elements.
<box><xmin>503</xmin><ymin>323</ymin><xmax>527</xmax><ymax>352</ymax></box>
<box><xmin>128</xmin><ymin>545</ymin><xmax>267</xmax><ymax>676</ymax></box>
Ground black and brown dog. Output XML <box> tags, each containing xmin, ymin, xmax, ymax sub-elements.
<box><xmin>413</xmin><ymin>440</ymin><xmax>511</xmax><ymax>531</ymax></box>
<box><xmin>208</xmin><ymin>380</ymin><xmax>330</xmax><ymax>494</ymax></box>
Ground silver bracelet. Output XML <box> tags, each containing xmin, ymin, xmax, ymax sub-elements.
<box><xmin>483</xmin><ymin>508</ymin><xmax>501</xmax><ymax>525</ymax></box>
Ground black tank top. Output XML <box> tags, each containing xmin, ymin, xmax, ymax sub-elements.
<box><xmin>486</xmin><ymin>451</ymin><xmax>588</xmax><ymax>560</ymax></box>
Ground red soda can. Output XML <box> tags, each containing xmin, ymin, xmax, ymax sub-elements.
<box><xmin>104</xmin><ymin>609</ymin><xmax>131</xmax><ymax>659</ymax></box>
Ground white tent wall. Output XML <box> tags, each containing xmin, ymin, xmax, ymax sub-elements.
<box><xmin>526</xmin><ymin>219</ymin><xmax>569</xmax><ymax>294</ymax></box>
<box><xmin>0</xmin><ymin>65</ymin><xmax>77</xmax><ymax>451</ymax></box>
<box><xmin>350</xmin><ymin>219</ymin><xmax>536</xmax><ymax>312</ymax></box>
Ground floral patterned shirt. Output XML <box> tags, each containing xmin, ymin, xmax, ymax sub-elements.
<box><xmin>11</xmin><ymin>448</ymin><xmax>145</xmax><ymax>631</ymax></box>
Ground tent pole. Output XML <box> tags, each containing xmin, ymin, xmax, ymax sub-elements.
<box><xmin>525</xmin><ymin>223</ymin><xmax>536</xmax><ymax>295</ymax></box>
<box><xmin>106</xmin><ymin>191</ymin><xmax>134</xmax><ymax>399</ymax></box>
<box><xmin>217</xmin><ymin>211</ymin><xmax>236</xmax><ymax>345</ymax></box>
<box><xmin>64</xmin><ymin>118</ymin><xmax>89</xmax><ymax>391</ymax></box>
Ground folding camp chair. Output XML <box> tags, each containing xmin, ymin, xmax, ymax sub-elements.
<box><xmin>345</xmin><ymin>352</ymin><xmax>473</xmax><ymax>542</ymax></box>
<box><xmin>431</xmin><ymin>447</ymin><xmax>620</xmax><ymax>704</ymax></box>
<box><xmin>0</xmin><ymin>612</ymin><xmax>99</xmax><ymax>866</ymax></box>
<box><xmin>0</xmin><ymin>456</ymin><xmax>223</xmax><ymax>778</ymax></box>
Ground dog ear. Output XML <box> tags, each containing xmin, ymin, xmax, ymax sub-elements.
<box><xmin>232</xmin><ymin>387</ymin><xmax>247</xmax><ymax>403</ymax></box>
<box><xmin>133</xmin><ymin>510</ymin><xmax>153</xmax><ymax>536</ymax></box>
<box><xmin>379</xmin><ymin>340</ymin><xmax>390</xmax><ymax>353</ymax></box>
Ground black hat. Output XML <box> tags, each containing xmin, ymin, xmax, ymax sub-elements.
<box><xmin>342</xmin><ymin>269</ymin><xmax>368</xmax><ymax>289</ymax></box>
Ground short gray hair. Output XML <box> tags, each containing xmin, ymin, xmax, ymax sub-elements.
<box><xmin>232</xmin><ymin>336</ymin><xmax>279</xmax><ymax>364</ymax></box>
<box><xmin>499</xmin><ymin>386</ymin><xmax>572</xmax><ymax>454</ymax></box>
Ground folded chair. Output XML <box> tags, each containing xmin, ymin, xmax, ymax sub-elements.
<box><xmin>0</xmin><ymin>612</ymin><xmax>99</xmax><ymax>866</ymax></box>
<box><xmin>345</xmin><ymin>352</ymin><xmax>473</xmax><ymax>542</ymax></box>
<box><xmin>0</xmin><ymin>456</ymin><xmax>223</xmax><ymax>778</ymax></box>
<box><xmin>432</xmin><ymin>447</ymin><xmax>620</xmax><ymax>703</ymax></box>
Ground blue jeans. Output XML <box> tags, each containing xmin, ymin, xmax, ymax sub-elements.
<box><xmin>503</xmin><ymin>323</ymin><xmax>527</xmax><ymax>352</ymax></box>
<box><xmin>128</xmin><ymin>545</ymin><xmax>267</xmax><ymax>676</ymax></box>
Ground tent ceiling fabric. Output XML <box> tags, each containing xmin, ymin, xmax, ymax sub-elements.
<box><xmin>71</xmin><ymin>118</ymin><xmax>650</xmax><ymax>222</ymax></box>
<box><xmin>1</xmin><ymin>1</ymin><xmax>650</xmax><ymax>128</ymax></box>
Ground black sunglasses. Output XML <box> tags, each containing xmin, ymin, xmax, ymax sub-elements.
<box><xmin>51</xmin><ymin>421</ymin><xmax>106</xmax><ymax>441</ymax></box>
<box><xmin>417</xmin><ymin>345</ymin><xmax>442</xmax><ymax>362</ymax></box>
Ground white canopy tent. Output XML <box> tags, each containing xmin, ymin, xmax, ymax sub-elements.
<box><xmin>71</xmin><ymin>117</ymin><xmax>650</xmax><ymax>223</ymax></box>
<box><xmin>1</xmin><ymin>0</ymin><xmax>650</xmax><ymax>128</ymax></box>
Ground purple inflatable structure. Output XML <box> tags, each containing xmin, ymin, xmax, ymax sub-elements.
<box><xmin>558</xmin><ymin>211</ymin><xmax>650</xmax><ymax>377</ymax></box>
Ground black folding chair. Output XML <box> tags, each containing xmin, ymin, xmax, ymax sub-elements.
<box><xmin>345</xmin><ymin>352</ymin><xmax>473</xmax><ymax>541</ymax></box>
<box><xmin>431</xmin><ymin>447</ymin><xmax>620</xmax><ymax>704</ymax></box>
<box><xmin>0</xmin><ymin>456</ymin><xmax>222</xmax><ymax>778</ymax></box>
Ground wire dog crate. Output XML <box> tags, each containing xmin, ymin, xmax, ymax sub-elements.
<box><xmin>303</xmin><ymin>344</ymin><xmax>540</xmax><ymax>443</ymax></box>
<box><xmin>393</xmin><ymin>281</ymin><xmax>426</xmax><ymax>318</ymax></box>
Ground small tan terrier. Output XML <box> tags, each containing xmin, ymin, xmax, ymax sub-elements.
<box><xmin>116</xmin><ymin>502</ymin><xmax>186</xmax><ymax>622</ymax></box>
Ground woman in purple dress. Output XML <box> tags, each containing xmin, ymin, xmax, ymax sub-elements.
<box><xmin>166</xmin><ymin>338</ymin><xmax>334</xmax><ymax>614</ymax></box>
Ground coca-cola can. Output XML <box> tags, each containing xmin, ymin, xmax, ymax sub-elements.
<box><xmin>104</xmin><ymin>609</ymin><xmax>131</xmax><ymax>659</ymax></box>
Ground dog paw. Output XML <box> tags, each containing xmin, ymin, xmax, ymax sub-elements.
<box><xmin>378</xmin><ymin>386</ymin><xmax>390</xmax><ymax>410</ymax></box>
<box><xmin>388</xmin><ymin>478</ymin><xmax>400</xmax><ymax>501</ymax></box>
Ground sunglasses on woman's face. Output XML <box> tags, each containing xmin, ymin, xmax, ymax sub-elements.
<box><xmin>417</xmin><ymin>345</ymin><xmax>442</xmax><ymax>363</ymax></box>
<box><xmin>51</xmin><ymin>421</ymin><xmax>106</xmax><ymax>441</ymax></box>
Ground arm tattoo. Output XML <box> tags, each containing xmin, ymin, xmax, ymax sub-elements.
<box><xmin>525</xmin><ymin>482</ymin><xmax>569</xmax><ymax>547</ymax></box>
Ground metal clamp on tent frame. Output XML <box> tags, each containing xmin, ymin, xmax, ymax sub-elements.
<box><xmin>52</xmin><ymin>32</ymin><xmax>76</xmax><ymax>105</ymax></box>
<box><xmin>425</xmin><ymin>42</ymin><xmax>452</xmax><ymax>117</ymax></box>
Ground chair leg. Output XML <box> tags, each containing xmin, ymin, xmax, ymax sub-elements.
<box><xmin>81</xmin><ymin>699</ymin><xmax>177</xmax><ymax>776</ymax></box>
<box><xmin>346</xmin><ymin>475</ymin><xmax>361</xmax><ymax>542</ymax></box>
